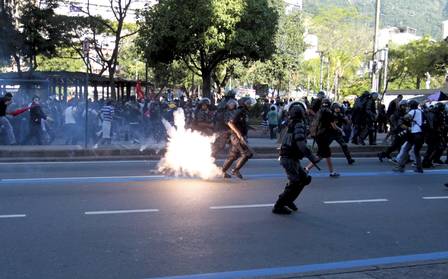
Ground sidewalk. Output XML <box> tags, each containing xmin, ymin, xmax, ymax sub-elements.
<box><xmin>0</xmin><ymin>134</ymin><xmax>410</xmax><ymax>162</ymax></box>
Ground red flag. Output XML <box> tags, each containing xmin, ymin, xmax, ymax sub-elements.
<box><xmin>136</xmin><ymin>80</ymin><xmax>145</xmax><ymax>101</ymax></box>
<box><xmin>9</xmin><ymin>106</ymin><xmax>31</xmax><ymax>117</ymax></box>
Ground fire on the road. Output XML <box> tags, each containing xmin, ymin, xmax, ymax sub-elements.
<box><xmin>158</xmin><ymin>109</ymin><xmax>221</xmax><ymax>180</ymax></box>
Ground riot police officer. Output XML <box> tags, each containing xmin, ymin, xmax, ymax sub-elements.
<box><xmin>331</xmin><ymin>102</ymin><xmax>355</xmax><ymax>165</ymax></box>
<box><xmin>212</xmin><ymin>99</ymin><xmax>238</xmax><ymax>157</ymax></box>
<box><xmin>378</xmin><ymin>100</ymin><xmax>411</xmax><ymax>162</ymax></box>
<box><xmin>423</xmin><ymin>102</ymin><xmax>446</xmax><ymax>168</ymax></box>
<box><xmin>273</xmin><ymin>102</ymin><xmax>317</xmax><ymax>215</ymax></box>
<box><xmin>194</xmin><ymin>98</ymin><xmax>214</xmax><ymax>135</ymax></box>
<box><xmin>221</xmin><ymin>97</ymin><xmax>255</xmax><ymax>179</ymax></box>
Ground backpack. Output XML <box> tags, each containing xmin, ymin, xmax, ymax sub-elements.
<box><xmin>309</xmin><ymin>111</ymin><xmax>322</xmax><ymax>138</ymax></box>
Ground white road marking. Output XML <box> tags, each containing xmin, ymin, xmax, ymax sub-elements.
<box><xmin>422</xmin><ymin>196</ymin><xmax>448</xmax><ymax>200</ymax></box>
<box><xmin>210</xmin><ymin>204</ymin><xmax>274</xmax><ymax>210</ymax></box>
<box><xmin>324</xmin><ymin>199</ymin><xmax>389</xmax><ymax>204</ymax></box>
<box><xmin>84</xmin><ymin>209</ymin><xmax>159</xmax><ymax>215</ymax></box>
<box><xmin>0</xmin><ymin>214</ymin><xmax>26</xmax><ymax>218</ymax></box>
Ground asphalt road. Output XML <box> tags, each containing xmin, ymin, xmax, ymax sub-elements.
<box><xmin>0</xmin><ymin>159</ymin><xmax>447</xmax><ymax>279</ymax></box>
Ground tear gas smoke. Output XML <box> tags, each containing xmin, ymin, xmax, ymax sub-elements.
<box><xmin>157</xmin><ymin>109</ymin><xmax>221</xmax><ymax>180</ymax></box>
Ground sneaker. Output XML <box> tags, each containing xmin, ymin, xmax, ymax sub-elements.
<box><xmin>272</xmin><ymin>206</ymin><xmax>292</xmax><ymax>215</ymax></box>
<box><xmin>414</xmin><ymin>168</ymin><xmax>424</xmax><ymax>173</ymax></box>
<box><xmin>389</xmin><ymin>158</ymin><xmax>398</xmax><ymax>165</ymax></box>
<box><xmin>348</xmin><ymin>159</ymin><xmax>355</xmax><ymax>165</ymax></box>
<box><xmin>223</xmin><ymin>172</ymin><xmax>231</xmax><ymax>179</ymax></box>
<box><xmin>329</xmin><ymin>172</ymin><xmax>340</xmax><ymax>178</ymax></box>
<box><xmin>231</xmin><ymin>169</ymin><xmax>243</xmax><ymax>180</ymax></box>
<box><xmin>378</xmin><ymin>153</ymin><xmax>385</xmax><ymax>162</ymax></box>
<box><xmin>393</xmin><ymin>166</ymin><xmax>405</xmax><ymax>173</ymax></box>
<box><xmin>286</xmin><ymin>202</ymin><xmax>298</xmax><ymax>212</ymax></box>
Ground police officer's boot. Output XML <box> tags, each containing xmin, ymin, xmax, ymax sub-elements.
<box><xmin>222</xmin><ymin>159</ymin><xmax>233</xmax><ymax>179</ymax></box>
<box><xmin>232</xmin><ymin>156</ymin><xmax>250</xmax><ymax>179</ymax></box>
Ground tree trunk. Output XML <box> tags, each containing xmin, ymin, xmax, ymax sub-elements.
<box><xmin>109</xmin><ymin>70</ymin><xmax>116</xmax><ymax>100</ymax></box>
<box><xmin>416</xmin><ymin>76</ymin><xmax>421</xmax><ymax>89</ymax></box>
<box><xmin>202</xmin><ymin>69</ymin><xmax>213</xmax><ymax>100</ymax></box>
<box><xmin>13</xmin><ymin>55</ymin><xmax>21</xmax><ymax>74</ymax></box>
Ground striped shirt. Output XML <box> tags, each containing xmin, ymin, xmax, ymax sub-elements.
<box><xmin>101</xmin><ymin>105</ymin><xmax>114</xmax><ymax>122</ymax></box>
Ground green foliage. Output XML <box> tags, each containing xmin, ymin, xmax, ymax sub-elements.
<box><xmin>301</xmin><ymin>6</ymin><xmax>371</xmax><ymax>98</ymax></box>
<box><xmin>387</xmin><ymin>38</ymin><xmax>448</xmax><ymax>89</ymax></box>
<box><xmin>36</xmin><ymin>48</ymin><xmax>85</xmax><ymax>72</ymax></box>
<box><xmin>137</xmin><ymin>0</ymin><xmax>280</xmax><ymax>98</ymax></box>
<box><xmin>303</xmin><ymin>0</ymin><xmax>448</xmax><ymax>39</ymax></box>
<box><xmin>18</xmin><ymin>0</ymin><xmax>73</xmax><ymax>70</ymax></box>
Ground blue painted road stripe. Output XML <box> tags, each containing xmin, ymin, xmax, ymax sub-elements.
<box><xmin>1</xmin><ymin>169</ymin><xmax>448</xmax><ymax>185</ymax></box>
<box><xmin>145</xmin><ymin>251</ymin><xmax>448</xmax><ymax>279</ymax></box>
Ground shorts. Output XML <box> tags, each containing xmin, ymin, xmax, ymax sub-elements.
<box><xmin>102</xmin><ymin>121</ymin><xmax>112</xmax><ymax>139</ymax></box>
<box><xmin>316</xmin><ymin>135</ymin><xmax>332</xmax><ymax>158</ymax></box>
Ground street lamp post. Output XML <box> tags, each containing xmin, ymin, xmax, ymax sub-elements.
<box><xmin>83</xmin><ymin>38</ymin><xmax>90</xmax><ymax>149</ymax></box>
<box><xmin>319</xmin><ymin>51</ymin><xmax>325</xmax><ymax>91</ymax></box>
<box><xmin>371</xmin><ymin>0</ymin><xmax>381</xmax><ymax>92</ymax></box>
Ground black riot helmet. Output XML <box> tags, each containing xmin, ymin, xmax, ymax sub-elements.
<box><xmin>408</xmin><ymin>100</ymin><xmax>419</xmax><ymax>110</ymax></box>
<box><xmin>398</xmin><ymin>100</ymin><xmax>408</xmax><ymax>112</ymax></box>
<box><xmin>321</xmin><ymin>98</ymin><xmax>331</xmax><ymax>108</ymax></box>
<box><xmin>331</xmin><ymin>102</ymin><xmax>342</xmax><ymax>111</ymax></box>
<box><xmin>317</xmin><ymin>91</ymin><xmax>326</xmax><ymax>99</ymax></box>
<box><xmin>435</xmin><ymin>102</ymin><xmax>445</xmax><ymax>112</ymax></box>
<box><xmin>225</xmin><ymin>89</ymin><xmax>237</xmax><ymax>99</ymax></box>
<box><xmin>238</xmin><ymin>97</ymin><xmax>256</xmax><ymax>108</ymax></box>
<box><xmin>289</xmin><ymin>104</ymin><xmax>305</xmax><ymax>120</ymax></box>
<box><xmin>199</xmin><ymin>97</ymin><xmax>211</xmax><ymax>106</ymax></box>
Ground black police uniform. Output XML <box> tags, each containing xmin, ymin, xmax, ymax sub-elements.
<box><xmin>273</xmin><ymin>115</ymin><xmax>316</xmax><ymax>214</ymax></box>
<box><xmin>222</xmin><ymin>106</ymin><xmax>253</xmax><ymax>177</ymax></box>
<box><xmin>423</xmin><ymin>106</ymin><xmax>445</xmax><ymax>167</ymax></box>
<box><xmin>23</xmin><ymin>103</ymin><xmax>47</xmax><ymax>145</ymax></box>
<box><xmin>331</xmin><ymin>110</ymin><xmax>354</xmax><ymax>164</ymax></box>
<box><xmin>378</xmin><ymin>112</ymin><xmax>411</xmax><ymax>161</ymax></box>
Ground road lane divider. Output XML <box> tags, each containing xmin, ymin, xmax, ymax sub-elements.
<box><xmin>84</xmin><ymin>209</ymin><xmax>159</xmax><ymax>215</ymax></box>
<box><xmin>210</xmin><ymin>204</ymin><xmax>274</xmax><ymax>210</ymax></box>
<box><xmin>0</xmin><ymin>214</ymin><xmax>26</xmax><ymax>219</ymax></box>
<box><xmin>324</xmin><ymin>199</ymin><xmax>389</xmax><ymax>204</ymax></box>
<box><xmin>422</xmin><ymin>196</ymin><xmax>448</xmax><ymax>200</ymax></box>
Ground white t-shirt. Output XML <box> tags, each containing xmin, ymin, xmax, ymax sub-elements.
<box><xmin>408</xmin><ymin>109</ymin><xmax>423</xmax><ymax>133</ymax></box>
<box><xmin>64</xmin><ymin>106</ymin><xmax>77</xmax><ymax>124</ymax></box>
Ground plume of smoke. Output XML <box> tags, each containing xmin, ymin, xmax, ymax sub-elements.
<box><xmin>157</xmin><ymin>109</ymin><xmax>221</xmax><ymax>180</ymax></box>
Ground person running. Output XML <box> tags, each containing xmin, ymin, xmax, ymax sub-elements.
<box><xmin>273</xmin><ymin>102</ymin><xmax>316</xmax><ymax>215</ymax></box>
<box><xmin>221</xmin><ymin>97</ymin><xmax>255</xmax><ymax>179</ymax></box>
<box><xmin>394</xmin><ymin>100</ymin><xmax>425</xmax><ymax>173</ymax></box>
<box><xmin>306</xmin><ymin>98</ymin><xmax>340</xmax><ymax>177</ymax></box>
<box><xmin>331</xmin><ymin>102</ymin><xmax>355</xmax><ymax>165</ymax></box>
<box><xmin>95</xmin><ymin>100</ymin><xmax>115</xmax><ymax>146</ymax></box>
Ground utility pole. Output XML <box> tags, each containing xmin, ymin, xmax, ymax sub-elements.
<box><xmin>371</xmin><ymin>0</ymin><xmax>381</xmax><ymax>93</ymax></box>
<box><xmin>319</xmin><ymin>52</ymin><xmax>324</xmax><ymax>92</ymax></box>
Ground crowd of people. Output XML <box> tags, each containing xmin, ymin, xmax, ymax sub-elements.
<box><xmin>1</xmin><ymin>90</ymin><xmax>448</xmax><ymax>175</ymax></box>
<box><xmin>269</xmin><ymin>92</ymin><xmax>448</xmax><ymax>215</ymax></box>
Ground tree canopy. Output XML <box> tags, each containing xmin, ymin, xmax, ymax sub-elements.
<box><xmin>137</xmin><ymin>0</ymin><xmax>280</xmax><ymax>99</ymax></box>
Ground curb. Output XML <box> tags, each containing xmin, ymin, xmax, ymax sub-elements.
<box><xmin>268</xmin><ymin>259</ymin><xmax>448</xmax><ymax>279</ymax></box>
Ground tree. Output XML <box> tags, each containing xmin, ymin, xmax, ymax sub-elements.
<box><xmin>137</xmin><ymin>0</ymin><xmax>280</xmax><ymax>100</ymax></box>
<box><xmin>0</xmin><ymin>3</ymin><xmax>21</xmax><ymax>70</ymax></box>
<box><xmin>386</xmin><ymin>38</ymin><xmax>446</xmax><ymax>90</ymax></box>
<box><xmin>305</xmin><ymin>7</ymin><xmax>371</xmax><ymax>98</ymax></box>
<box><xmin>78</xmin><ymin>0</ymin><xmax>139</xmax><ymax>99</ymax></box>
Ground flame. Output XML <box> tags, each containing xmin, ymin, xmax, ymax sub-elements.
<box><xmin>158</xmin><ymin>109</ymin><xmax>221</xmax><ymax>180</ymax></box>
